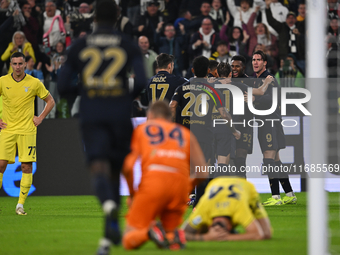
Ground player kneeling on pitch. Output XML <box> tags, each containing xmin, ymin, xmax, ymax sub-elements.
<box><xmin>122</xmin><ymin>101</ymin><xmax>208</xmax><ymax>250</ymax></box>
<box><xmin>183</xmin><ymin>177</ymin><xmax>272</xmax><ymax>241</ymax></box>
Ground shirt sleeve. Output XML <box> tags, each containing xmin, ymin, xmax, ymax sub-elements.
<box><xmin>36</xmin><ymin>80</ymin><xmax>50</xmax><ymax>100</ymax></box>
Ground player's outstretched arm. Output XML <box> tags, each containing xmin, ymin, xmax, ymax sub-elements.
<box><xmin>33</xmin><ymin>94</ymin><xmax>55</xmax><ymax>127</ymax></box>
<box><xmin>252</xmin><ymin>75</ymin><xmax>274</xmax><ymax>96</ymax></box>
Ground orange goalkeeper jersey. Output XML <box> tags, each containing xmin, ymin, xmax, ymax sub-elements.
<box><xmin>124</xmin><ymin>118</ymin><xmax>195</xmax><ymax>194</ymax></box>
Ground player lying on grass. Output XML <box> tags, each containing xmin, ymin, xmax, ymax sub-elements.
<box><xmin>183</xmin><ymin>177</ymin><xmax>272</xmax><ymax>241</ymax></box>
<box><xmin>122</xmin><ymin>100</ymin><xmax>209</xmax><ymax>250</ymax></box>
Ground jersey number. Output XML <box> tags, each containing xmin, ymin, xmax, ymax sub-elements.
<box><xmin>145</xmin><ymin>125</ymin><xmax>184</xmax><ymax>147</ymax></box>
<box><xmin>181</xmin><ymin>92</ymin><xmax>209</xmax><ymax>117</ymax></box>
<box><xmin>149</xmin><ymin>83</ymin><xmax>169</xmax><ymax>102</ymax></box>
<box><xmin>80</xmin><ymin>47</ymin><xmax>127</xmax><ymax>88</ymax></box>
<box><xmin>208</xmin><ymin>184</ymin><xmax>240</xmax><ymax>200</ymax></box>
<box><xmin>212</xmin><ymin>90</ymin><xmax>230</xmax><ymax>113</ymax></box>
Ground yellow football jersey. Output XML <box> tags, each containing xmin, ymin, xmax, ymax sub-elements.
<box><xmin>188</xmin><ymin>177</ymin><xmax>268</xmax><ymax>230</ymax></box>
<box><xmin>0</xmin><ymin>74</ymin><xmax>49</xmax><ymax>135</ymax></box>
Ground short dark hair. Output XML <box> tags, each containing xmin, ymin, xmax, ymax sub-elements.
<box><xmin>217</xmin><ymin>40</ymin><xmax>228</xmax><ymax>47</ymax></box>
<box><xmin>209</xmin><ymin>60</ymin><xmax>219</xmax><ymax>71</ymax></box>
<box><xmin>148</xmin><ymin>100</ymin><xmax>172</xmax><ymax>119</ymax></box>
<box><xmin>156</xmin><ymin>53</ymin><xmax>174</xmax><ymax>69</ymax></box>
<box><xmin>231</xmin><ymin>55</ymin><xmax>246</xmax><ymax>66</ymax></box>
<box><xmin>95</xmin><ymin>0</ymin><xmax>118</xmax><ymax>26</ymax></box>
<box><xmin>192</xmin><ymin>56</ymin><xmax>209</xmax><ymax>78</ymax></box>
<box><xmin>10</xmin><ymin>52</ymin><xmax>26</xmax><ymax>61</ymax></box>
<box><xmin>25</xmin><ymin>55</ymin><xmax>32</xmax><ymax>62</ymax></box>
<box><xmin>217</xmin><ymin>62</ymin><xmax>231</xmax><ymax>78</ymax></box>
<box><xmin>252</xmin><ymin>50</ymin><xmax>267</xmax><ymax>62</ymax></box>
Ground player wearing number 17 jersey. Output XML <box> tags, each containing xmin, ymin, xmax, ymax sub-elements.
<box><xmin>146</xmin><ymin>53</ymin><xmax>188</xmax><ymax>104</ymax></box>
<box><xmin>57</xmin><ymin>1</ymin><xmax>146</xmax><ymax>254</ymax></box>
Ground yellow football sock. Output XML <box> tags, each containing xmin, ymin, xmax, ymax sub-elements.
<box><xmin>18</xmin><ymin>173</ymin><xmax>32</xmax><ymax>205</ymax></box>
<box><xmin>0</xmin><ymin>172</ymin><xmax>3</xmax><ymax>189</ymax></box>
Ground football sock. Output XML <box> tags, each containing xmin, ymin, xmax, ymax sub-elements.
<box><xmin>275</xmin><ymin>160</ymin><xmax>294</xmax><ymax>193</ymax></box>
<box><xmin>18</xmin><ymin>173</ymin><xmax>32</xmax><ymax>205</ymax></box>
<box><xmin>122</xmin><ymin>228</ymin><xmax>149</xmax><ymax>250</ymax></box>
<box><xmin>234</xmin><ymin>157</ymin><xmax>247</xmax><ymax>178</ymax></box>
<box><xmin>280</xmin><ymin>178</ymin><xmax>293</xmax><ymax>193</ymax></box>
<box><xmin>286</xmin><ymin>191</ymin><xmax>295</xmax><ymax>197</ymax></box>
<box><xmin>0</xmin><ymin>172</ymin><xmax>3</xmax><ymax>189</ymax></box>
<box><xmin>263</xmin><ymin>158</ymin><xmax>280</xmax><ymax>196</ymax></box>
<box><xmin>92</xmin><ymin>173</ymin><xmax>114</xmax><ymax>205</ymax></box>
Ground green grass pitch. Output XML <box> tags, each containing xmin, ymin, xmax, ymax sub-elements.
<box><xmin>0</xmin><ymin>192</ymin><xmax>339</xmax><ymax>255</ymax></box>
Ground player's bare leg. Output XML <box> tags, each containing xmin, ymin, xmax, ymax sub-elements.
<box><xmin>0</xmin><ymin>160</ymin><xmax>8</xmax><ymax>190</ymax></box>
<box><xmin>16</xmin><ymin>162</ymin><xmax>32</xmax><ymax>215</ymax></box>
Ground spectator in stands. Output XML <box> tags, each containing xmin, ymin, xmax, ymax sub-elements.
<box><xmin>138</xmin><ymin>36</ymin><xmax>158</xmax><ymax>79</ymax></box>
<box><xmin>27</xmin><ymin>0</ymin><xmax>43</xmax><ymax>20</ymax></box>
<box><xmin>275</xmin><ymin>54</ymin><xmax>304</xmax><ymax>88</ymax></box>
<box><xmin>21</xmin><ymin>1</ymin><xmax>40</xmax><ymax>55</ymax></box>
<box><xmin>260</xmin><ymin>0</ymin><xmax>289</xmax><ymax>37</ymax></box>
<box><xmin>127</xmin><ymin>0</ymin><xmax>140</xmax><ymax>26</ymax></box>
<box><xmin>265</xmin><ymin>0</ymin><xmax>305</xmax><ymax>74</ymax></box>
<box><xmin>209</xmin><ymin>40</ymin><xmax>232</xmax><ymax>64</ymax></box>
<box><xmin>245</xmin><ymin>6</ymin><xmax>278</xmax><ymax>59</ymax></box>
<box><xmin>328</xmin><ymin>17</ymin><xmax>339</xmax><ymax>39</ymax></box>
<box><xmin>1</xmin><ymin>31</ymin><xmax>35</xmax><ymax>74</ymax></box>
<box><xmin>115</xmin><ymin>6</ymin><xmax>133</xmax><ymax>39</ymax></box>
<box><xmin>45</xmin><ymin>41</ymin><xmax>66</xmax><ymax>118</ymax></box>
<box><xmin>134</xmin><ymin>0</ymin><xmax>164</xmax><ymax>51</ymax></box>
<box><xmin>154</xmin><ymin>22</ymin><xmax>186</xmax><ymax>76</ymax></box>
<box><xmin>179</xmin><ymin>0</ymin><xmax>205</xmax><ymax>18</ymax></box>
<box><xmin>0</xmin><ymin>0</ymin><xmax>18</xmax><ymax>74</ymax></box>
<box><xmin>25</xmin><ymin>55</ymin><xmax>43</xmax><ymax>80</ymax></box>
<box><xmin>327</xmin><ymin>35</ymin><xmax>338</xmax><ymax>78</ymax></box>
<box><xmin>174</xmin><ymin>9</ymin><xmax>192</xmax><ymax>32</ymax></box>
<box><xmin>70</xmin><ymin>2</ymin><xmax>93</xmax><ymax>38</ymax></box>
<box><xmin>327</xmin><ymin>0</ymin><xmax>339</xmax><ymax>20</ymax></box>
<box><xmin>227</xmin><ymin>0</ymin><xmax>255</xmax><ymax>29</ymax></box>
<box><xmin>296</xmin><ymin>2</ymin><xmax>306</xmax><ymax>22</ymax></box>
<box><xmin>186</xmin><ymin>1</ymin><xmax>219</xmax><ymax>34</ymax></box>
<box><xmin>189</xmin><ymin>18</ymin><xmax>220</xmax><ymax>60</ymax></box>
<box><xmin>209</xmin><ymin>0</ymin><xmax>226</xmax><ymax>30</ymax></box>
<box><xmin>220</xmin><ymin>12</ymin><xmax>248</xmax><ymax>57</ymax></box>
<box><xmin>161</xmin><ymin>0</ymin><xmax>180</xmax><ymax>24</ymax></box>
<box><xmin>43</xmin><ymin>1</ymin><xmax>64</xmax><ymax>49</ymax></box>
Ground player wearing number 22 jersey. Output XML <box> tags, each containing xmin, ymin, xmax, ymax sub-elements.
<box><xmin>57</xmin><ymin>1</ymin><xmax>147</xmax><ymax>253</ymax></box>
